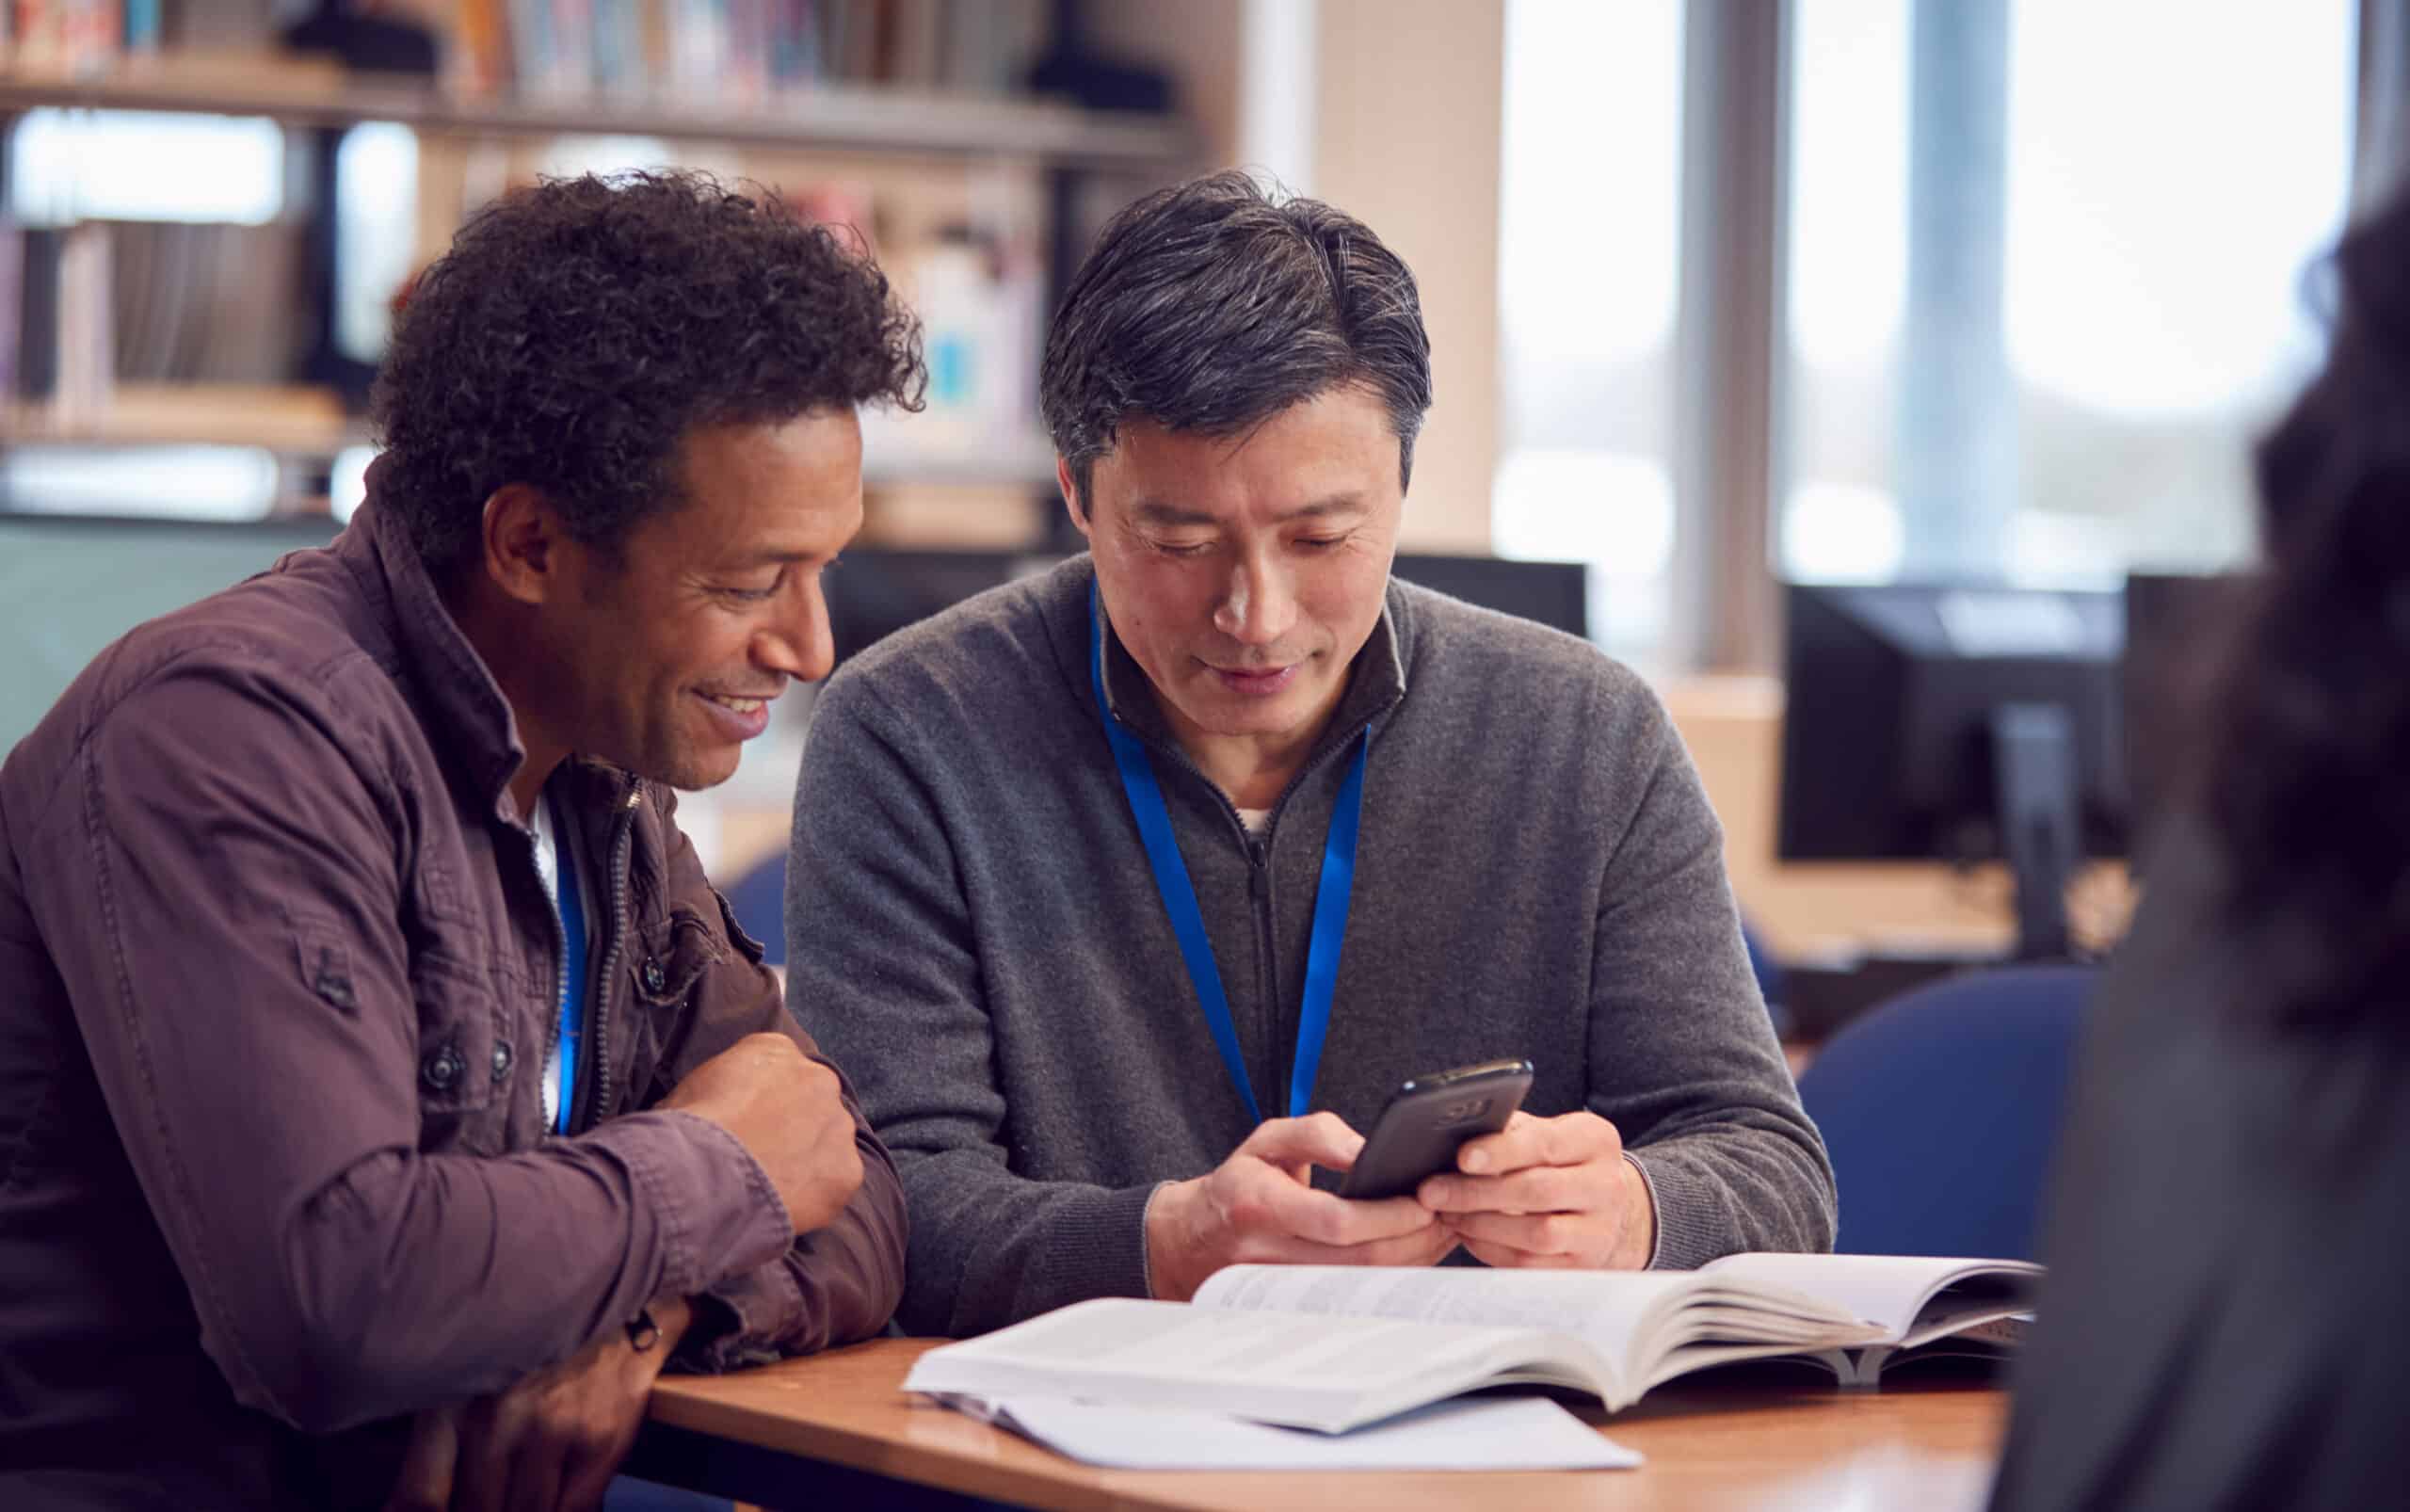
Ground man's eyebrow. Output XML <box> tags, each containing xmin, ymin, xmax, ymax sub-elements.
<box><xmin>1127</xmin><ymin>494</ymin><xmax>1369</xmax><ymax>527</ymax></box>
<box><xmin>1128</xmin><ymin>499</ymin><xmax>1219</xmax><ymax>527</ymax></box>
<box><xmin>716</xmin><ymin>545</ymin><xmax>822</xmax><ymax>569</ymax></box>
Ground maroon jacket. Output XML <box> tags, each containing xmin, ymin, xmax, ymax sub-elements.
<box><xmin>0</xmin><ymin>498</ymin><xmax>906</xmax><ymax>1508</ymax></box>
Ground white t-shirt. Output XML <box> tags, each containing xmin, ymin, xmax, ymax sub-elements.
<box><xmin>1236</xmin><ymin>807</ymin><xmax>1272</xmax><ymax>835</ymax></box>
<box><xmin>525</xmin><ymin>795</ymin><xmax>594</xmax><ymax>1129</ymax></box>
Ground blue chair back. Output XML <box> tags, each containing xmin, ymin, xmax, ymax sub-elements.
<box><xmin>1740</xmin><ymin>919</ymin><xmax>1791</xmax><ymax>1037</ymax></box>
<box><xmin>1796</xmin><ymin>963</ymin><xmax>2094</xmax><ymax>1261</ymax></box>
<box><xmin>720</xmin><ymin>851</ymin><xmax>789</xmax><ymax>968</ymax></box>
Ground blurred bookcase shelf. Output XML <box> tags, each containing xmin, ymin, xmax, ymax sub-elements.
<box><xmin>0</xmin><ymin>19</ymin><xmax>1184</xmax><ymax>526</ymax></box>
<box><xmin>3</xmin><ymin>383</ymin><xmax>367</xmax><ymax>454</ymax></box>
<box><xmin>2</xmin><ymin>384</ymin><xmax>1064</xmax><ymax>489</ymax></box>
<box><xmin>0</xmin><ymin>56</ymin><xmax>1195</xmax><ymax>166</ymax></box>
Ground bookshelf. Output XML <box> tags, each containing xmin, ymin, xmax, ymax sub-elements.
<box><xmin>4</xmin><ymin>383</ymin><xmax>367</xmax><ymax>455</ymax></box>
<box><xmin>0</xmin><ymin>33</ymin><xmax>1199</xmax><ymax>517</ymax></box>
<box><xmin>1</xmin><ymin>382</ymin><xmax>1064</xmax><ymax>488</ymax></box>
<box><xmin>0</xmin><ymin>56</ymin><xmax>1195</xmax><ymax>166</ymax></box>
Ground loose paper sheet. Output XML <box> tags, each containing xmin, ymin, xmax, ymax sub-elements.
<box><xmin>934</xmin><ymin>1393</ymin><xmax>1643</xmax><ymax>1472</ymax></box>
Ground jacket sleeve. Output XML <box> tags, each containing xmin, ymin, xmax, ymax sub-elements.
<box><xmin>1587</xmin><ymin>684</ymin><xmax>1839</xmax><ymax>1266</ymax></box>
<box><xmin>23</xmin><ymin>666</ymin><xmax>795</xmax><ymax>1434</ymax></box>
<box><xmin>782</xmin><ymin>681</ymin><xmax>1158</xmax><ymax>1338</ymax></box>
<box><xmin>640</xmin><ymin>791</ymin><xmax>907</xmax><ymax>1367</ymax></box>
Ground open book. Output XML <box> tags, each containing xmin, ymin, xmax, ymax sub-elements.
<box><xmin>904</xmin><ymin>1254</ymin><xmax>2040</xmax><ymax>1435</ymax></box>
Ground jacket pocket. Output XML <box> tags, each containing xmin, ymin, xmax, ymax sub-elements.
<box><xmin>630</xmin><ymin>909</ymin><xmax>727</xmax><ymax>1011</ymax></box>
<box><xmin>618</xmin><ymin>909</ymin><xmax>730</xmax><ymax>1102</ymax></box>
<box><xmin>405</xmin><ymin>952</ymin><xmax>502</xmax><ymax>1151</ymax></box>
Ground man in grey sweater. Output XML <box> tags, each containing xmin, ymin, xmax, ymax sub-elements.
<box><xmin>787</xmin><ymin>171</ymin><xmax>1835</xmax><ymax>1338</ymax></box>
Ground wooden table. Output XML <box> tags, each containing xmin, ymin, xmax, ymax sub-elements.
<box><xmin>631</xmin><ymin>1338</ymin><xmax>2009</xmax><ymax>1511</ymax></box>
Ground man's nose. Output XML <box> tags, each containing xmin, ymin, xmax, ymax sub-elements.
<box><xmin>756</xmin><ymin>584</ymin><xmax>835</xmax><ymax>684</ymax></box>
<box><xmin>1213</xmin><ymin>555</ymin><xmax>1298</xmax><ymax>647</ymax></box>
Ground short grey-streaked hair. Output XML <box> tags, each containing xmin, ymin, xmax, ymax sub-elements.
<box><xmin>1039</xmin><ymin>170</ymin><xmax>1434</xmax><ymax>510</ymax></box>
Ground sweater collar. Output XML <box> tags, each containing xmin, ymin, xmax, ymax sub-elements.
<box><xmin>1084</xmin><ymin>556</ymin><xmax>1410</xmax><ymax>772</ymax></box>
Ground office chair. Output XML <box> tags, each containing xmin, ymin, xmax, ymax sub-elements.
<box><xmin>1740</xmin><ymin>919</ymin><xmax>1791</xmax><ymax>1037</ymax></box>
<box><xmin>1796</xmin><ymin>963</ymin><xmax>2095</xmax><ymax>1261</ymax></box>
<box><xmin>605</xmin><ymin>1477</ymin><xmax>729</xmax><ymax>1511</ymax></box>
<box><xmin>720</xmin><ymin>851</ymin><xmax>791</xmax><ymax>969</ymax></box>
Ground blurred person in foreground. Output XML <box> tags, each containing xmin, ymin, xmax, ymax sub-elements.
<box><xmin>784</xmin><ymin>170</ymin><xmax>1835</xmax><ymax>1338</ymax></box>
<box><xmin>0</xmin><ymin>171</ymin><xmax>919</xmax><ymax>1510</ymax></box>
<box><xmin>1990</xmin><ymin>185</ymin><xmax>2410</xmax><ymax>1509</ymax></box>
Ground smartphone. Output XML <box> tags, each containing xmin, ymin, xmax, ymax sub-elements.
<box><xmin>1337</xmin><ymin>1058</ymin><xmax>1534</xmax><ymax>1201</ymax></box>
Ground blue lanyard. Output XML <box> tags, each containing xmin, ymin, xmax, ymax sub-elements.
<box><xmin>1088</xmin><ymin>584</ymin><xmax>1369</xmax><ymax>1122</ymax></box>
<box><xmin>550</xmin><ymin>796</ymin><xmax>589</xmax><ymax>1136</ymax></box>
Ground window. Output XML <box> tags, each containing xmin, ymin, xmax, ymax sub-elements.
<box><xmin>1782</xmin><ymin>0</ymin><xmax>2358</xmax><ymax>587</ymax></box>
<box><xmin>1493</xmin><ymin>0</ymin><xmax>1686</xmax><ymax>663</ymax></box>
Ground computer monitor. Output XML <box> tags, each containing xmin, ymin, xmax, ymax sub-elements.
<box><xmin>2122</xmin><ymin>571</ymin><xmax>2251</xmax><ymax>867</ymax></box>
<box><xmin>1</xmin><ymin>513</ymin><xmax>342</xmax><ymax>754</ymax></box>
<box><xmin>0</xmin><ymin>523</ymin><xmax>1594</xmax><ymax>754</ymax></box>
<box><xmin>1391</xmin><ymin>554</ymin><xmax>1588</xmax><ymax>639</ymax></box>
<box><xmin>824</xmin><ymin>548</ymin><xmax>1066</xmax><ymax>666</ymax></box>
<box><xmin>823</xmin><ymin>549</ymin><xmax>1592</xmax><ymax>667</ymax></box>
<box><xmin>1777</xmin><ymin>582</ymin><xmax>2127</xmax><ymax>960</ymax></box>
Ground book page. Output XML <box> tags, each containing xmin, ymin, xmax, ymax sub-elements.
<box><xmin>1196</xmin><ymin>1265</ymin><xmax>1706</xmax><ymax>1368</ymax></box>
<box><xmin>1702</xmin><ymin>1254</ymin><xmax>2042</xmax><ymax>1341</ymax></box>
<box><xmin>903</xmin><ymin>1297</ymin><xmax>1612</xmax><ymax>1432</ymax></box>
<box><xmin>946</xmin><ymin>1395</ymin><xmax>1642</xmax><ymax>1471</ymax></box>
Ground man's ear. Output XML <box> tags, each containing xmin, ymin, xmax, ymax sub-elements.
<box><xmin>478</xmin><ymin>484</ymin><xmax>565</xmax><ymax>607</ymax></box>
<box><xmin>1055</xmin><ymin>457</ymin><xmax>1093</xmax><ymax>541</ymax></box>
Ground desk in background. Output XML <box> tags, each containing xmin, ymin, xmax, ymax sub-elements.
<box><xmin>628</xmin><ymin>1338</ymin><xmax>2007</xmax><ymax>1512</ymax></box>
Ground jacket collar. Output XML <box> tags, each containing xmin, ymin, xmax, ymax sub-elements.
<box><xmin>1082</xmin><ymin>555</ymin><xmax>1411</xmax><ymax>775</ymax></box>
<box><xmin>335</xmin><ymin>466</ymin><xmax>538</xmax><ymax>827</ymax></box>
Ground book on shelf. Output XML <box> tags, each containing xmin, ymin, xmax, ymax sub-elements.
<box><xmin>7</xmin><ymin>220</ymin><xmax>114</xmax><ymax>416</ymax></box>
<box><xmin>489</xmin><ymin>0</ymin><xmax>1048</xmax><ymax>104</ymax></box>
<box><xmin>3</xmin><ymin>0</ymin><xmax>1053</xmax><ymax>106</ymax></box>
<box><xmin>4</xmin><ymin>0</ymin><xmax>126</xmax><ymax>77</ymax></box>
<box><xmin>904</xmin><ymin>1254</ymin><xmax>2042</xmax><ymax>1435</ymax></box>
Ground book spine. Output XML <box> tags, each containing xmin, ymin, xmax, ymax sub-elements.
<box><xmin>0</xmin><ymin>219</ymin><xmax>24</xmax><ymax>403</ymax></box>
<box><xmin>120</xmin><ymin>0</ymin><xmax>156</xmax><ymax>54</ymax></box>
<box><xmin>725</xmin><ymin>0</ymin><xmax>769</xmax><ymax>104</ymax></box>
<box><xmin>554</xmin><ymin>0</ymin><xmax>597</xmax><ymax>97</ymax></box>
<box><xmin>451</xmin><ymin>0</ymin><xmax>511</xmax><ymax>96</ymax></box>
<box><xmin>591</xmin><ymin>0</ymin><xmax>645</xmax><ymax>97</ymax></box>
<box><xmin>55</xmin><ymin>220</ymin><xmax>112</xmax><ymax>416</ymax></box>
<box><xmin>16</xmin><ymin>225</ymin><xmax>64</xmax><ymax>404</ymax></box>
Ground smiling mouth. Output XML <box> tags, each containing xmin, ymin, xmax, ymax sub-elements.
<box><xmin>699</xmin><ymin>692</ymin><xmax>778</xmax><ymax>715</ymax></box>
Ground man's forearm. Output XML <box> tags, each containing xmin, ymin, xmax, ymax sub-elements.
<box><xmin>248</xmin><ymin>1113</ymin><xmax>790</xmax><ymax>1433</ymax></box>
<box><xmin>1627</xmin><ymin>1127</ymin><xmax>1838</xmax><ymax>1267</ymax></box>
<box><xmin>685</xmin><ymin>1123</ymin><xmax>908</xmax><ymax>1365</ymax></box>
<box><xmin>894</xmin><ymin>1150</ymin><xmax>1159</xmax><ymax>1337</ymax></box>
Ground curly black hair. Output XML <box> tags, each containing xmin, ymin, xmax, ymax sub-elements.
<box><xmin>371</xmin><ymin>170</ymin><xmax>924</xmax><ymax>571</ymax></box>
<box><xmin>2201</xmin><ymin>182</ymin><xmax>2410</xmax><ymax>1025</ymax></box>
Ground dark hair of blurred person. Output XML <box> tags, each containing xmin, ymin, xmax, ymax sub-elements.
<box><xmin>1989</xmin><ymin>183</ymin><xmax>2410</xmax><ymax>1511</ymax></box>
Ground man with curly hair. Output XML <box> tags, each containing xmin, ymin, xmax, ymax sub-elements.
<box><xmin>0</xmin><ymin>171</ymin><xmax>922</xmax><ymax>1509</ymax></box>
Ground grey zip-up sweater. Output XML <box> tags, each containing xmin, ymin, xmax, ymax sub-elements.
<box><xmin>786</xmin><ymin>555</ymin><xmax>1834</xmax><ymax>1337</ymax></box>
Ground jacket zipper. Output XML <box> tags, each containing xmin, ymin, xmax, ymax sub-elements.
<box><xmin>584</xmin><ymin>781</ymin><xmax>645</xmax><ymax>1127</ymax></box>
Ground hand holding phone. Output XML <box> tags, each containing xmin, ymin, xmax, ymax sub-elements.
<box><xmin>1142</xmin><ymin>1112</ymin><xmax>1460</xmax><ymax>1299</ymax></box>
<box><xmin>1337</xmin><ymin>1058</ymin><xmax>1534</xmax><ymax>1201</ymax></box>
